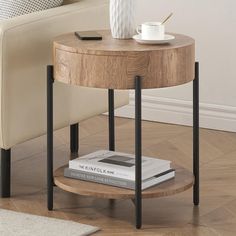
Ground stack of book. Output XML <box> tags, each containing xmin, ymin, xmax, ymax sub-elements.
<box><xmin>64</xmin><ymin>150</ymin><xmax>175</xmax><ymax>190</ymax></box>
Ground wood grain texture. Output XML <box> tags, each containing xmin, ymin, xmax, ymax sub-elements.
<box><xmin>53</xmin><ymin>31</ymin><xmax>195</xmax><ymax>89</ymax></box>
<box><xmin>54</xmin><ymin>164</ymin><xmax>194</xmax><ymax>199</ymax></box>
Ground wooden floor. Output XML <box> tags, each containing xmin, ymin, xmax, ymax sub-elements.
<box><xmin>1</xmin><ymin>116</ymin><xmax>236</xmax><ymax>235</ymax></box>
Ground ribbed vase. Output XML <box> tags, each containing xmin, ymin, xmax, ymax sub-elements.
<box><xmin>110</xmin><ymin>0</ymin><xmax>135</xmax><ymax>39</ymax></box>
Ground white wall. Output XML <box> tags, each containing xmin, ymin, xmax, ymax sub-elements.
<box><xmin>117</xmin><ymin>0</ymin><xmax>236</xmax><ymax>132</ymax></box>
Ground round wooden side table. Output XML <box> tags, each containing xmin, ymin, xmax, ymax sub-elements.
<box><xmin>47</xmin><ymin>31</ymin><xmax>199</xmax><ymax>229</ymax></box>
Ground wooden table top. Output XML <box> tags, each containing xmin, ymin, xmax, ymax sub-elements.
<box><xmin>53</xmin><ymin>30</ymin><xmax>195</xmax><ymax>89</ymax></box>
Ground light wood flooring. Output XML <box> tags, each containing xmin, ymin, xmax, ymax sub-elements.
<box><xmin>1</xmin><ymin>115</ymin><xmax>236</xmax><ymax>235</ymax></box>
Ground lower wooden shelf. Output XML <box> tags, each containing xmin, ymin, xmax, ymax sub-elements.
<box><xmin>54</xmin><ymin>164</ymin><xmax>194</xmax><ymax>200</ymax></box>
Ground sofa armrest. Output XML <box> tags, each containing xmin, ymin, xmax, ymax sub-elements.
<box><xmin>0</xmin><ymin>0</ymin><xmax>121</xmax><ymax>149</ymax></box>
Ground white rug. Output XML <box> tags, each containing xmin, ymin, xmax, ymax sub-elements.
<box><xmin>0</xmin><ymin>209</ymin><xmax>100</xmax><ymax>236</ymax></box>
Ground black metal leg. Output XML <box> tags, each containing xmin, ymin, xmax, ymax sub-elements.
<box><xmin>47</xmin><ymin>65</ymin><xmax>54</xmax><ymax>211</ymax></box>
<box><xmin>0</xmin><ymin>149</ymin><xmax>11</xmax><ymax>198</ymax></box>
<box><xmin>193</xmin><ymin>62</ymin><xmax>199</xmax><ymax>206</ymax></box>
<box><xmin>108</xmin><ymin>89</ymin><xmax>116</xmax><ymax>204</ymax></box>
<box><xmin>135</xmin><ymin>76</ymin><xmax>142</xmax><ymax>229</ymax></box>
<box><xmin>108</xmin><ymin>89</ymin><xmax>115</xmax><ymax>151</ymax></box>
<box><xmin>70</xmin><ymin>123</ymin><xmax>79</xmax><ymax>159</ymax></box>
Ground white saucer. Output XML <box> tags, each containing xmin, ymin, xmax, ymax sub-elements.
<box><xmin>133</xmin><ymin>34</ymin><xmax>175</xmax><ymax>45</ymax></box>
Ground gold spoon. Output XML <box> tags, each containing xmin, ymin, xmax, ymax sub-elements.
<box><xmin>161</xmin><ymin>12</ymin><xmax>173</xmax><ymax>25</ymax></box>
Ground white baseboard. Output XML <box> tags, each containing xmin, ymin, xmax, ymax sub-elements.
<box><xmin>115</xmin><ymin>94</ymin><xmax>236</xmax><ymax>132</ymax></box>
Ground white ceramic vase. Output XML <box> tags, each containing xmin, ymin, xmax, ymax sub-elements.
<box><xmin>110</xmin><ymin>0</ymin><xmax>135</xmax><ymax>39</ymax></box>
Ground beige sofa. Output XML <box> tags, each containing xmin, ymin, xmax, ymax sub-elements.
<box><xmin>0</xmin><ymin>0</ymin><xmax>129</xmax><ymax>197</ymax></box>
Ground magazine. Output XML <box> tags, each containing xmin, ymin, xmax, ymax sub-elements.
<box><xmin>69</xmin><ymin>150</ymin><xmax>171</xmax><ymax>181</ymax></box>
<box><xmin>64</xmin><ymin>167</ymin><xmax>175</xmax><ymax>190</ymax></box>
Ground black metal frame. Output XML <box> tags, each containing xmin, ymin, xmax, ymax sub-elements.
<box><xmin>108</xmin><ymin>89</ymin><xmax>115</xmax><ymax>151</ymax></box>
<box><xmin>46</xmin><ymin>62</ymin><xmax>200</xmax><ymax>228</ymax></box>
<box><xmin>193</xmin><ymin>62</ymin><xmax>199</xmax><ymax>206</ymax></box>
<box><xmin>70</xmin><ymin>123</ymin><xmax>79</xmax><ymax>159</ymax></box>
<box><xmin>135</xmin><ymin>76</ymin><xmax>142</xmax><ymax>229</ymax></box>
<box><xmin>0</xmin><ymin>149</ymin><xmax>11</xmax><ymax>198</ymax></box>
<box><xmin>47</xmin><ymin>65</ymin><xmax>80</xmax><ymax>210</ymax></box>
<box><xmin>108</xmin><ymin>89</ymin><xmax>115</xmax><ymax>205</ymax></box>
<box><xmin>47</xmin><ymin>65</ymin><xmax>54</xmax><ymax>210</ymax></box>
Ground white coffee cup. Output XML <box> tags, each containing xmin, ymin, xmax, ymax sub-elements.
<box><xmin>136</xmin><ymin>22</ymin><xmax>165</xmax><ymax>40</ymax></box>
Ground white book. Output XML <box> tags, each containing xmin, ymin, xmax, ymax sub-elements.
<box><xmin>69</xmin><ymin>150</ymin><xmax>171</xmax><ymax>181</ymax></box>
<box><xmin>64</xmin><ymin>168</ymin><xmax>175</xmax><ymax>190</ymax></box>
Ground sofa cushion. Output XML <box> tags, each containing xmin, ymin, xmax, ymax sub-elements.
<box><xmin>0</xmin><ymin>0</ymin><xmax>63</xmax><ymax>20</ymax></box>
